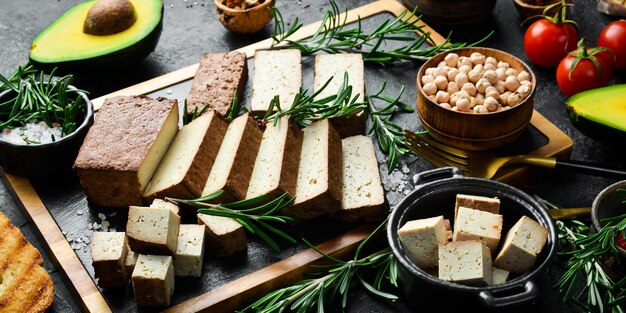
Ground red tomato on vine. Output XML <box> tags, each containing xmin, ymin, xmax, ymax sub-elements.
<box><xmin>556</xmin><ymin>40</ymin><xmax>613</xmax><ymax>97</ymax></box>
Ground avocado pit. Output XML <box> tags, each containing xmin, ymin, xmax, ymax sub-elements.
<box><xmin>84</xmin><ymin>0</ymin><xmax>137</xmax><ymax>35</ymax></box>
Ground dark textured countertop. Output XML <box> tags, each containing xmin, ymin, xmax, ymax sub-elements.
<box><xmin>1</xmin><ymin>0</ymin><xmax>624</xmax><ymax>312</ymax></box>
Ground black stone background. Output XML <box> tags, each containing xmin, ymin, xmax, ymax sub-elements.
<box><xmin>0</xmin><ymin>0</ymin><xmax>625</xmax><ymax>312</ymax></box>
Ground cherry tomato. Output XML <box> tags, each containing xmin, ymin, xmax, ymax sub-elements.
<box><xmin>524</xmin><ymin>19</ymin><xmax>578</xmax><ymax>67</ymax></box>
<box><xmin>556</xmin><ymin>42</ymin><xmax>613</xmax><ymax>97</ymax></box>
<box><xmin>598</xmin><ymin>20</ymin><xmax>626</xmax><ymax>70</ymax></box>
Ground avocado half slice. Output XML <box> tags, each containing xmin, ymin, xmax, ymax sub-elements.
<box><xmin>566</xmin><ymin>84</ymin><xmax>626</xmax><ymax>145</ymax></box>
<box><xmin>29</xmin><ymin>0</ymin><xmax>163</xmax><ymax>72</ymax></box>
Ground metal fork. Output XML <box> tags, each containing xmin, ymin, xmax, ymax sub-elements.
<box><xmin>404</xmin><ymin>130</ymin><xmax>626</xmax><ymax>180</ymax></box>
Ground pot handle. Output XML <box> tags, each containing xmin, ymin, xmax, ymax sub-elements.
<box><xmin>412</xmin><ymin>167</ymin><xmax>465</xmax><ymax>186</ymax></box>
<box><xmin>479</xmin><ymin>281</ymin><xmax>538</xmax><ymax>308</ymax></box>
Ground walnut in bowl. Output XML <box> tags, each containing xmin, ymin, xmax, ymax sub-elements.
<box><xmin>214</xmin><ymin>0</ymin><xmax>275</xmax><ymax>34</ymax></box>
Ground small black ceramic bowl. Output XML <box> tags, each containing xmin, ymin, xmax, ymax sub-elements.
<box><xmin>0</xmin><ymin>87</ymin><xmax>94</xmax><ymax>178</ymax></box>
<box><xmin>387</xmin><ymin>167</ymin><xmax>556</xmax><ymax>310</ymax></box>
<box><xmin>591</xmin><ymin>180</ymin><xmax>626</xmax><ymax>278</ymax></box>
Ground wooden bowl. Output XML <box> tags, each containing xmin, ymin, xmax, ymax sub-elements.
<box><xmin>416</xmin><ymin>47</ymin><xmax>536</xmax><ymax>151</ymax></box>
<box><xmin>214</xmin><ymin>0</ymin><xmax>275</xmax><ymax>34</ymax></box>
<box><xmin>512</xmin><ymin>0</ymin><xmax>573</xmax><ymax>20</ymax></box>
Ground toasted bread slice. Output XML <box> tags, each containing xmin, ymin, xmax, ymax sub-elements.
<box><xmin>0</xmin><ymin>213</ymin><xmax>54</xmax><ymax>313</ymax></box>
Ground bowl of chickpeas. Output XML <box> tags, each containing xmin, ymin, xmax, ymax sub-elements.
<box><xmin>416</xmin><ymin>47</ymin><xmax>536</xmax><ymax>150</ymax></box>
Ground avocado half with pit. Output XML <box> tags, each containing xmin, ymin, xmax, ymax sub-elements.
<box><xmin>566</xmin><ymin>84</ymin><xmax>626</xmax><ymax>145</ymax></box>
<box><xmin>29</xmin><ymin>0</ymin><xmax>163</xmax><ymax>72</ymax></box>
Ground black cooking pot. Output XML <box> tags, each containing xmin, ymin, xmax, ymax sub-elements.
<box><xmin>387</xmin><ymin>167</ymin><xmax>556</xmax><ymax>310</ymax></box>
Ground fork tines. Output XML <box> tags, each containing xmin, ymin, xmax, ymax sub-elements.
<box><xmin>404</xmin><ymin>130</ymin><xmax>471</xmax><ymax>173</ymax></box>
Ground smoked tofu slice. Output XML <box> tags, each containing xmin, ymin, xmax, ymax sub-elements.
<box><xmin>174</xmin><ymin>225</ymin><xmax>205</xmax><ymax>277</ymax></box>
<box><xmin>286</xmin><ymin>120</ymin><xmax>343</xmax><ymax>220</ymax></box>
<box><xmin>494</xmin><ymin>216</ymin><xmax>548</xmax><ymax>274</ymax></box>
<box><xmin>132</xmin><ymin>254</ymin><xmax>175</xmax><ymax>307</ymax></box>
<box><xmin>251</xmin><ymin>49</ymin><xmax>301</xmax><ymax>113</ymax></box>
<box><xmin>143</xmin><ymin>111</ymin><xmax>228</xmax><ymax>201</ymax></box>
<box><xmin>314</xmin><ymin>54</ymin><xmax>365</xmax><ymax>137</ymax></box>
<box><xmin>74</xmin><ymin>96</ymin><xmax>179</xmax><ymax>208</ymax></box>
<box><xmin>198</xmin><ymin>214</ymin><xmax>247</xmax><ymax>256</ymax></box>
<box><xmin>397</xmin><ymin>216</ymin><xmax>448</xmax><ymax>269</ymax></box>
<box><xmin>246</xmin><ymin>116</ymin><xmax>302</xmax><ymax>199</ymax></box>
<box><xmin>202</xmin><ymin>113</ymin><xmax>263</xmax><ymax>201</ymax></box>
<box><xmin>454</xmin><ymin>194</ymin><xmax>500</xmax><ymax>218</ymax></box>
<box><xmin>452</xmin><ymin>207</ymin><xmax>503</xmax><ymax>252</ymax></box>
<box><xmin>150</xmin><ymin>198</ymin><xmax>180</xmax><ymax>215</ymax></box>
<box><xmin>491</xmin><ymin>267</ymin><xmax>510</xmax><ymax>285</ymax></box>
<box><xmin>126</xmin><ymin>206</ymin><xmax>180</xmax><ymax>255</ymax></box>
<box><xmin>439</xmin><ymin>240</ymin><xmax>493</xmax><ymax>286</ymax></box>
<box><xmin>333</xmin><ymin>135</ymin><xmax>385</xmax><ymax>222</ymax></box>
<box><xmin>90</xmin><ymin>232</ymin><xmax>128</xmax><ymax>288</ymax></box>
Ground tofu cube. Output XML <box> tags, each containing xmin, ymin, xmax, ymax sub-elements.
<box><xmin>126</xmin><ymin>206</ymin><xmax>180</xmax><ymax>255</ymax></box>
<box><xmin>131</xmin><ymin>254</ymin><xmax>175</xmax><ymax>307</ymax></box>
<box><xmin>439</xmin><ymin>240</ymin><xmax>493</xmax><ymax>286</ymax></box>
<box><xmin>453</xmin><ymin>207</ymin><xmax>503</xmax><ymax>252</ymax></box>
<box><xmin>90</xmin><ymin>232</ymin><xmax>128</xmax><ymax>288</ymax></box>
<box><xmin>491</xmin><ymin>267</ymin><xmax>510</xmax><ymax>285</ymax></box>
<box><xmin>397</xmin><ymin>216</ymin><xmax>448</xmax><ymax>269</ymax></box>
<box><xmin>150</xmin><ymin>198</ymin><xmax>180</xmax><ymax>215</ymax></box>
<box><xmin>494</xmin><ymin>216</ymin><xmax>548</xmax><ymax>274</ymax></box>
<box><xmin>198</xmin><ymin>213</ymin><xmax>247</xmax><ymax>256</ymax></box>
<box><xmin>455</xmin><ymin>194</ymin><xmax>500</xmax><ymax>218</ymax></box>
<box><xmin>124</xmin><ymin>248</ymin><xmax>138</xmax><ymax>275</ymax></box>
<box><xmin>174</xmin><ymin>225</ymin><xmax>206</xmax><ymax>277</ymax></box>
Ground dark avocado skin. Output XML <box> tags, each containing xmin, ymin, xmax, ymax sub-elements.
<box><xmin>29</xmin><ymin>5</ymin><xmax>163</xmax><ymax>74</ymax></box>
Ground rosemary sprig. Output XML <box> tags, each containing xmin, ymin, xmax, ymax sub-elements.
<box><xmin>0</xmin><ymin>66</ymin><xmax>86</xmax><ymax>138</ymax></box>
<box><xmin>183</xmin><ymin>89</ymin><xmax>244</xmax><ymax>124</ymax></box>
<box><xmin>238</xmin><ymin>218</ymin><xmax>398</xmax><ymax>313</ymax></box>
<box><xmin>269</xmin><ymin>1</ymin><xmax>492</xmax><ymax>66</ymax></box>
<box><xmin>166</xmin><ymin>191</ymin><xmax>297</xmax><ymax>252</ymax></box>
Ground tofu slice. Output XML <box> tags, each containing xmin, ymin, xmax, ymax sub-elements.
<box><xmin>246</xmin><ymin>116</ymin><xmax>303</xmax><ymax>199</ymax></box>
<box><xmin>143</xmin><ymin>111</ymin><xmax>228</xmax><ymax>201</ymax></box>
<box><xmin>494</xmin><ymin>216</ymin><xmax>548</xmax><ymax>274</ymax></box>
<box><xmin>174</xmin><ymin>225</ymin><xmax>205</xmax><ymax>277</ymax></box>
<box><xmin>439</xmin><ymin>240</ymin><xmax>493</xmax><ymax>286</ymax></box>
<box><xmin>90</xmin><ymin>232</ymin><xmax>128</xmax><ymax>288</ymax></box>
<box><xmin>491</xmin><ymin>267</ymin><xmax>510</xmax><ymax>285</ymax></box>
<box><xmin>124</xmin><ymin>248</ymin><xmax>138</xmax><ymax>275</ymax></box>
<box><xmin>150</xmin><ymin>198</ymin><xmax>180</xmax><ymax>216</ymax></box>
<box><xmin>126</xmin><ymin>206</ymin><xmax>180</xmax><ymax>255</ymax></box>
<box><xmin>251</xmin><ymin>49</ymin><xmax>301</xmax><ymax>113</ymax></box>
<box><xmin>454</xmin><ymin>194</ymin><xmax>500</xmax><ymax>218</ymax></box>
<box><xmin>132</xmin><ymin>254</ymin><xmax>175</xmax><ymax>307</ymax></box>
<box><xmin>314</xmin><ymin>54</ymin><xmax>365</xmax><ymax>137</ymax></box>
<box><xmin>333</xmin><ymin>135</ymin><xmax>385</xmax><ymax>222</ymax></box>
<box><xmin>198</xmin><ymin>214</ymin><xmax>247</xmax><ymax>257</ymax></box>
<box><xmin>397</xmin><ymin>216</ymin><xmax>448</xmax><ymax>269</ymax></box>
<box><xmin>286</xmin><ymin>120</ymin><xmax>343</xmax><ymax>220</ymax></box>
<box><xmin>453</xmin><ymin>207</ymin><xmax>503</xmax><ymax>252</ymax></box>
<box><xmin>202</xmin><ymin>113</ymin><xmax>263</xmax><ymax>201</ymax></box>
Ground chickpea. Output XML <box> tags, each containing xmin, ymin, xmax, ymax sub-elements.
<box><xmin>485</xmin><ymin>56</ymin><xmax>498</xmax><ymax>67</ymax></box>
<box><xmin>449</xmin><ymin>93</ymin><xmax>458</xmax><ymax>106</ymax></box>
<box><xmin>458</xmin><ymin>65</ymin><xmax>472</xmax><ymax>74</ymax></box>
<box><xmin>473</xmin><ymin>64</ymin><xmax>485</xmax><ymax>74</ymax></box>
<box><xmin>445</xmin><ymin>53</ymin><xmax>459</xmax><ymax>67</ymax></box>
<box><xmin>469</xmin><ymin>96</ymin><xmax>477</xmax><ymax>109</ymax></box>
<box><xmin>434</xmin><ymin>76</ymin><xmax>448</xmax><ymax>90</ymax></box>
<box><xmin>423</xmin><ymin>82</ymin><xmax>437</xmax><ymax>96</ymax></box>
<box><xmin>439</xmin><ymin>102</ymin><xmax>452</xmax><ymax>110</ymax></box>
<box><xmin>482</xmin><ymin>70</ymin><xmax>498</xmax><ymax>85</ymax></box>
<box><xmin>521</xmin><ymin>80</ymin><xmax>532</xmax><ymax>88</ymax></box>
<box><xmin>475</xmin><ymin>78</ymin><xmax>491</xmax><ymax>94</ymax></box>
<box><xmin>454</xmin><ymin>90</ymin><xmax>470</xmax><ymax>99</ymax></box>
<box><xmin>455</xmin><ymin>72</ymin><xmax>469</xmax><ymax>86</ymax></box>
<box><xmin>447</xmin><ymin>81</ymin><xmax>460</xmax><ymax>94</ymax></box>
<box><xmin>484</xmin><ymin>63</ymin><xmax>496</xmax><ymax>71</ymax></box>
<box><xmin>504</xmin><ymin>76</ymin><xmax>520</xmax><ymax>92</ymax></box>
<box><xmin>505</xmin><ymin>68</ymin><xmax>518</xmax><ymax>77</ymax></box>
<box><xmin>468</xmin><ymin>69</ymin><xmax>482</xmax><ymax>84</ymax></box>
<box><xmin>497</xmin><ymin>61</ymin><xmax>510</xmax><ymax>69</ymax></box>
<box><xmin>428</xmin><ymin>94</ymin><xmax>436</xmax><ymax>102</ymax></box>
<box><xmin>456</xmin><ymin>97</ymin><xmax>471</xmax><ymax>112</ymax></box>
<box><xmin>435</xmin><ymin>90</ymin><xmax>450</xmax><ymax>103</ymax></box>
<box><xmin>475</xmin><ymin>93</ymin><xmax>485</xmax><ymax>105</ymax></box>
<box><xmin>517</xmin><ymin>84</ymin><xmax>531</xmax><ymax>98</ymax></box>
<box><xmin>470</xmin><ymin>52</ymin><xmax>486</xmax><ymax>65</ymax></box>
<box><xmin>458</xmin><ymin>56</ymin><xmax>472</xmax><ymax>67</ymax></box>
<box><xmin>495</xmin><ymin>81</ymin><xmax>506</xmax><ymax>94</ymax></box>
<box><xmin>438</xmin><ymin>60</ymin><xmax>448</xmax><ymax>68</ymax></box>
<box><xmin>518</xmin><ymin>70</ymin><xmax>531</xmax><ymax>82</ymax></box>
<box><xmin>473</xmin><ymin>104</ymin><xmax>488</xmax><ymax>114</ymax></box>
<box><xmin>485</xmin><ymin>86</ymin><xmax>499</xmax><ymax>99</ymax></box>
<box><xmin>425</xmin><ymin>67</ymin><xmax>435</xmax><ymax>76</ymax></box>
<box><xmin>495</xmin><ymin>67</ymin><xmax>507</xmax><ymax>81</ymax></box>
<box><xmin>498</xmin><ymin>91</ymin><xmax>512</xmax><ymax>105</ymax></box>
<box><xmin>484</xmin><ymin>97</ymin><xmax>499</xmax><ymax>112</ymax></box>
<box><xmin>451</xmin><ymin>106</ymin><xmax>460</xmax><ymax>112</ymax></box>
<box><xmin>434</xmin><ymin>66</ymin><xmax>448</xmax><ymax>78</ymax></box>
<box><xmin>447</xmin><ymin>68</ymin><xmax>460</xmax><ymax>82</ymax></box>
<box><xmin>462</xmin><ymin>82</ymin><xmax>477</xmax><ymax>96</ymax></box>
<box><xmin>507</xmin><ymin>92</ymin><xmax>523</xmax><ymax>107</ymax></box>
<box><xmin>421</xmin><ymin>74</ymin><xmax>435</xmax><ymax>85</ymax></box>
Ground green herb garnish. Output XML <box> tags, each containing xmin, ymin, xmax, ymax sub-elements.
<box><xmin>238</xmin><ymin>218</ymin><xmax>398</xmax><ymax>313</ymax></box>
<box><xmin>269</xmin><ymin>1</ymin><xmax>492</xmax><ymax>66</ymax></box>
<box><xmin>166</xmin><ymin>191</ymin><xmax>296</xmax><ymax>252</ymax></box>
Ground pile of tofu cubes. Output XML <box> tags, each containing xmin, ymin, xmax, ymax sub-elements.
<box><xmin>89</xmin><ymin>199</ymin><xmax>243</xmax><ymax>306</ymax></box>
<box><xmin>398</xmin><ymin>194</ymin><xmax>548</xmax><ymax>286</ymax></box>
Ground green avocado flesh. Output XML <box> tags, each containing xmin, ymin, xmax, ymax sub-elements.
<box><xmin>29</xmin><ymin>0</ymin><xmax>162</xmax><ymax>71</ymax></box>
<box><xmin>566</xmin><ymin>84</ymin><xmax>626</xmax><ymax>140</ymax></box>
